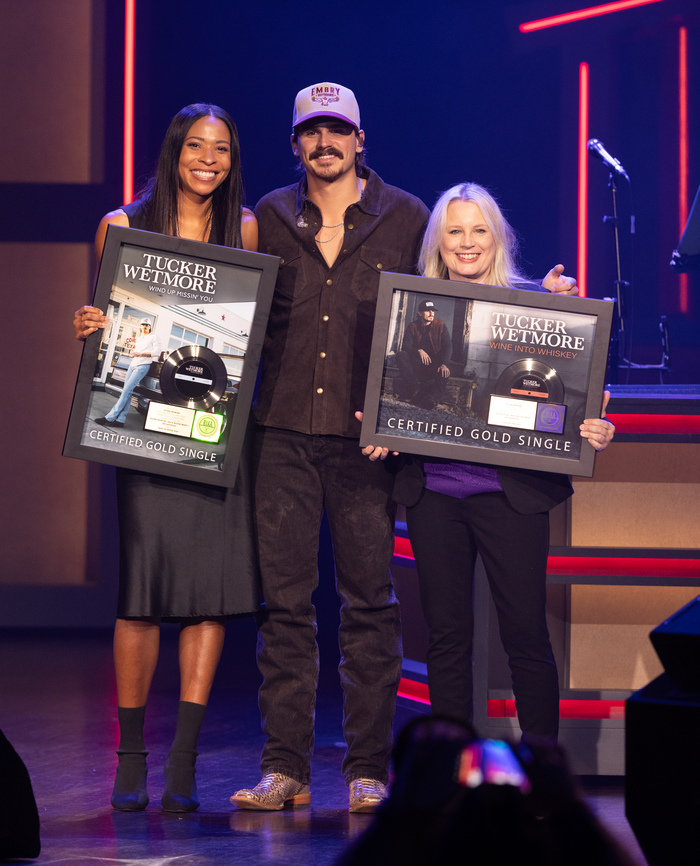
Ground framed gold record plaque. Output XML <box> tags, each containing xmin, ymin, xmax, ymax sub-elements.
<box><xmin>63</xmin><ymin>225</ymin><xmax>279</xmax><ymax>487</ymax></box>
<box><xmin>360</xmin><ymin>272</ymin><xmax>614</xmax><ymax>477</ymax></box>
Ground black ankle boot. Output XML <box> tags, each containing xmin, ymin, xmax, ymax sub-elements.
<box><xmin>162</xmin><ymin>750</ymin><xmax>199</xmax><ymax>812</ymax></box>
<box><xmin>111</xmin><ymin>705</ymin><xmax>148</xmax><ymax>811</ymax></box>
<box><xmin>161</xmin><ymin>701</ymin><xmax>206</xmax><ymax>812</ymax></box>
<box><xmin>111</xmin><ymin>750</ymin><xmax>149</xmax><ymax>811</ymax></box>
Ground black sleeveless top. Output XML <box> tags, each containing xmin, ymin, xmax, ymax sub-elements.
<box><xmin>115</xmin><ymin>200</ymin><xmax>260</xmax><ymax>619</ymax></box>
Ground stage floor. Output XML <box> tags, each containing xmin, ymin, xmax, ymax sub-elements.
<box><xmin>0</xmin><ymin>627</ymin><xmax>648</xmax><ymax>865</ymax></box>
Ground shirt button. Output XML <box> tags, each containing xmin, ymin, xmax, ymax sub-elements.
<box><xmin>377</xmin><ymin>263</ymin><xmax>383</xmax><ymax>270</ymax></box>
<box><xmin>319</xmin><ymin>352</ymin><xmax>326</xmax><ymax>359</ymax></box>
<box><xmin>322</xmin><ymin>315</ymin><xmax>330</xmax><ymax>321</ymax></box>
<box><xmin>280</xmin><ymin>258</ymin><xmax>285</xmax><ymax>265</ymax></box>
<box><xmin>326</xmin><ymin>279</ymin><xmax>333</xmax><ymax>285</ymax></box>
<box><xmin>316</xmin><ymin>387</ymin><xmax>324</xmax><ymax>394</ymax></box>
<box><xmin>342</xmin><ymin>249</ymin><xmax>348</xmax><ymax>254</ymax></box>
<box><xmin>347</xmin><ymin>224</ymin><xmax>354</xmax><ymax>230</ymax></box>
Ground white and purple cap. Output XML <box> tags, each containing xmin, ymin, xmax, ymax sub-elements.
<box><xmin>292</xmin><ymin>82</ymin><xmax>361</xmax><ymax>131</ymax></box>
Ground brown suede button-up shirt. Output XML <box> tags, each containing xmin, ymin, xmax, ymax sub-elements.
<box><xmin>254</xmin><ymin>168</ymin><xmax>429</xmax><ymax>438</ymax></box>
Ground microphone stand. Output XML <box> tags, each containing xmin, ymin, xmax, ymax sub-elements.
<box><xmin>602</xmin><ymin>170</ymin><xmax>627</xmax><ymax>384</ymax></box>
<box><xmin>590</xmin><ymin>140</ymin><xmax>671</xmax><ymax>384</ymax></box>
<box><xmin>600</xmin><ymin>170</ymin><xmax>670</xmax><ymax>383</ymax></box>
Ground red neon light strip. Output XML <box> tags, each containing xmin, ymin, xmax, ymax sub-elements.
<box><xmin>520</xmin><ymin>0</ymin><xmax>665</xmax><ymax>33</ymax></box>
<box><xmin>394</xmin><ymin>536</ymin><xmax>414</xmax><ymax>560</ymax></box>
<box><xmin>489</xmin><ymin>699</ymin><xmax>626</xmax><ymax>720</ymax></box>
<box><xmin>398</xmin><ymin>678</ymin><xmax>431</xmax><ymax>705</ymax></box>
<box><xmin>396</xmin><ymin>542</ymin><xmax>700</xmax><ymax>579</ymax></box>
<box><xmin>679</xmin><ymin>27</ymin><xmax>689</xmax><ymax>314</ymax></box>
<box><xmin>606</xmin><ymin>413</ymin><xmax>700</xmax><ymax>434</ymax></box>
<box><xmin>398</xmin><ymin>684</ymin><xmax>627</xmax><ymax>720</ymax></box>
<box><xmin>123</xmin><ymin>0</ymin><xmax>136</xmax><ymax>205</ymax></box>
<box><xmin>547</xmin><ymin>556</ymin><xmax>700</xmax><ymax>578</ymax></box>
<box><xmin>396</xmin><ymin>534</ymin><xmax>700</xmax><ymax>577</ymax></box>
<box><xmin>578</xmin><ymin>63</ymin><xmax>589</xmax><ymax>298</ymax></box>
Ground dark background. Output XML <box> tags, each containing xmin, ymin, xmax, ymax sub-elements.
<box><xmin>120</xmin><ymin>0</ymin><xmax>699</xmax><ymax>381</ymax></box>
<box><xmin>4</xmin><ymin>0</ymin><xmax>698</xmax><ymax>377</ymax></box>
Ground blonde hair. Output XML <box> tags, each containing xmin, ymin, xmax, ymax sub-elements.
<box><xmin>419</xmin><ymin>183</ymin><xmax>527</xmax><ymax>287</ymax></box>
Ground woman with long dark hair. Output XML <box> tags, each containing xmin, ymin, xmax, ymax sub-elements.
<box><xmin>74</xmin><ymin>104</ymin><xmax>258</xmax><ymax>813</ymax></box>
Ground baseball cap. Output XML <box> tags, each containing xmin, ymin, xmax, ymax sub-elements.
<box><xmin>140</xmin><ymin>318</ymin><xmax>152</xmax><ymax>325</ymax></box>
<box><xmin>419</xmin><ymin>300</ymin><xmax>438</xmax><ymax>312</ymax></box>
<box><xmin>292</xmin><ymin>82</ymin><xmax>360</xmax><ymax>131</ymax></box>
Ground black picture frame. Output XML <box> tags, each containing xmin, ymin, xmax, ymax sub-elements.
<box><xmin>63</xmin><ymin>225</ymin><xmax>279</xmax><ymax>487</ymax></box>
<box><xmin>360</xmin><ymin>272</ymin><xmax>614</xmax><ymax>477</ymax></box>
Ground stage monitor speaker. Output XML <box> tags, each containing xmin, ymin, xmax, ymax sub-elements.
<box><xmin>626</xmin><ymin>674</ymin><xmax>700</xmax><ymax>866</ymax></box>
<box><xmin>649</xmin><ymin>594</ymin><xmax>700</xmax><ymax>693</ymax></box>
<box><xmin>0</xmin><ymin>728</ymin><xmax>40</xmax><ymax>859</ymax></box>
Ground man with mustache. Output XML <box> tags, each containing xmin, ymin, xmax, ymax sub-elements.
<box><xmin>396</xmin><ymin>299</ymin><xmax>452</xmax><ymax>410</ymax></box>
<box><xmin>231</xmin><ymin>81</ymin><xmax>576</xmax><ymax>814</ymax></box>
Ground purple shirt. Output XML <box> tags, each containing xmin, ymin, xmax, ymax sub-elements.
<box><xmin>424</xmin><ymin>461</ymin><xmax>503</xmax><ymax>499</ymax></box>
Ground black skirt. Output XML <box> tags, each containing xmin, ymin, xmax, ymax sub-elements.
<box><xmin>115</xmin><ymin>429</ymin><xmax>260</xmax><ymax>620</ymax></box>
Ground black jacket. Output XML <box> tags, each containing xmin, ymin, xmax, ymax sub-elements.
<box><xmin>392</xmin><ymin>455</ymin><xmax>573</xmax><ymax>515</ymax></box>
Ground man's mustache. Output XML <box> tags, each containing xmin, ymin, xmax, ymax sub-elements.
<box><xmin>310</xmin><ymin>147</ymin><xmax>343</xmax><ymax>161</ymax></box>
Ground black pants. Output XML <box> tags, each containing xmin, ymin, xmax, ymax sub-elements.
<box><xmin>406</xmin><ymin>487</ymin><xmax>559</xmax><ymax>741</ymax></box>
<box><xmin>253</xmin><ymin>427</ymin><xmax>403</xmax><ymax>784</ymax></box>
<box><xmin>395</xmin><ymin>351</ymin><xmax>447</xmax><ymax>406</ymax></box>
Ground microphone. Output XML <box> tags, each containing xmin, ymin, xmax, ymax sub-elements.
<box><xmin>587</xmin><ymin>139</ymin><xmax>629</xmax><ymax>181</ymax></box>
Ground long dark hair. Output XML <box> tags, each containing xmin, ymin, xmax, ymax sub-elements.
<box><xmin>135</xmin><ymin>103</ymin><xmax>244</xmax><ymax>248</ymax></box>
